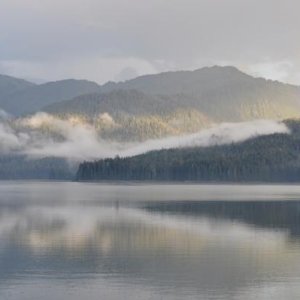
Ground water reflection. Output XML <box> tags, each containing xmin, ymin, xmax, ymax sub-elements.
<box><xmin>1</xmin><ymin>183</ymin><xmax>300</xmax><ymax>300</ymax></box>
<box><xmin>145</xmin><ymin>200</ymin><xmax>300</xmax><ymax>238</ymax></box>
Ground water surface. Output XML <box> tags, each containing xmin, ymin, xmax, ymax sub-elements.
<box><xmin>1</xmin><ymin>182</ymin><xmax>300</xmax><ymax>300</ymax></box>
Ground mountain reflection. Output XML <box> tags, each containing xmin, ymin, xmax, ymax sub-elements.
<box><xmin>1</xmin><ymin>202</ymin><xmax>300</xmax><ymax>293</ymax></box>
<box><xmin>2</xmin><ymin>184</ymin><xmax>300</xmax><ymax>300</ymax></box>
<box><xmin>145</xmin><ymin>201</ymin><xmax>300</xmax><ymax>238</ymax></box>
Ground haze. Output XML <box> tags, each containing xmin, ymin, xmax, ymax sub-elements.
<box><xmin>1</xmin><ymin>0</ymin><xmax>300</xmax><ymax>84</ymax></box>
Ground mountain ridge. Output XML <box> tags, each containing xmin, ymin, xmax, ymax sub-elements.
<box><xmin>0</xmin><ymin>78</ymin><xmax>100</xmax><ymax>116</ymax></box>
<box><xmin>0</xmin><ymin>74</ymin><xmax>35</xmax><ymax>100</ymax></box>
<box><xmin>40</xmin><ymin>66</ymin><xmax>300</xmax><ymax>141</ymax></box>
<box><xmin>2</xmin><ymin>66</ymin><xmax>300</xmax><ymax>141</ymax></box>
<box><xmin>100</xmin><ymin>66</ymin><xmax>300</xmax><ymax>93</ymax></box>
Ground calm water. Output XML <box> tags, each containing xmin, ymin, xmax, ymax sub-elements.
<box><xmin>1</xmin><ymin>182</ymin><xmax>300</xmax><ymax>300</ymax></box>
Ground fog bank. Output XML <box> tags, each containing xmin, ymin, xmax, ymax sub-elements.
<box><xmin>0</xmin><ymin>111</ymin><xmax>290</xmax><ymax>160</ymax></box>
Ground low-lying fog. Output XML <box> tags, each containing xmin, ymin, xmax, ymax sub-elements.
<box><xmin>0</xmin><ymin>110</ymin><xmax>290</xmax><ymax>161</ymax></box>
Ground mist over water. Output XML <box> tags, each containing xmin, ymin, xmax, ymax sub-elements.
<box><xmin>0</xmin><ymin>110</ymin><xmax>290</xmax><ymax>161</ymax></box>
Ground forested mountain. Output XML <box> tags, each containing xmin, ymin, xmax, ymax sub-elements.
<box><xmin>43</xmin><ymin>89</ymin><xmax>211</xmax><ymax>141</ymax></box>
<box><xmin>2</xmin><ymin>66</ymin><xmax>300</xmax><ymax>123</ymax></box>
<box><xmin>0</xmin><ymin>78</ymin><xmax>100</xmax><ymax>116</ymax></box>
<box><xmin>45</xmin><ymin>66</ymin><xmax>300</xmax><ymax>122</ymax></box>
<box><xmin>0</xmin><ymin>74</ymin><xmax>35</xmax><ymax>101</ymax></box>
<box><xmin>41</xmin><ymin>66</ymin><xmax>300</xmax><ymax>141</ymax></box>
<box><xmin>2</xmin><ymin>66</ymin><xmax>300</xmax><ymax>179</ymax></box>
<box><xmin>98</xmin><ymin>66</ymin><xmax>300</xmax><ymax>121</ymax></box>
<box><xmin>100</xmin><ymin>66</ymin><xmax>286</xmax><ymax>96</ymax></box>
<box><xmin>76</xmin><ymin>120</ymin><xmax>300</xmax><ymax>182</ymax></box>
<box><xmin>45</xmin><ymin>89</ymin><xmax>179</xmax><ymax>116</ymax></box>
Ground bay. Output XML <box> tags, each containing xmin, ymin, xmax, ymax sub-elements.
<box><xmin>1</xmin><ymin>182</ymin><xmax>300</xmax><ymax>300</ymax></box>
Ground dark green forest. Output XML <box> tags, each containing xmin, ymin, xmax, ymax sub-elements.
<box><xmin>77</xmin><ymin>120</ymin><xmax>300</xmax><ymax>182</ymax></box>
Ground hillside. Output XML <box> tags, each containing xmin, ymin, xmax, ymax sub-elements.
<box><xmin>43</xmin><ymin>89</ymin><xmax>212</xmax><ymax>141</ymax></box>
<box><xmin>0</xmin><ymin>78</ymin><xmax>100</xmax><ymax>116</ymax></box>
<box><xmin>100</xmin><ymin>66</ymin><xmax>257</xmax><ymax>95</ymax></box>
<box><xmin>42</xmin><ymin>66</ymin><xmax>300</xmax><ymax>141</ymax></box>
<box><xmin>2</xmin><ymin>66</ymin><xmax>300</xmax><ymax>122</ymax></box>
<box><xmin>99</xmin><ymin>66</ymin><xmax>300</xmax><ymax>121</ymax></box>
<box><xmin>76</xmin><ymin>120</ymin><xmax>300</xmax><ymax>182</ymax></box>
<box><xmin>0</xmin><ymin>74</ymin><xmax>35</xmax><ymax>100</ymax></box>
<box><xmin>45</xmin><ymin>66</ymin><xmax>300</xmax><ymax>122</ymax></box>
<box><xmin>2</xmin><ymin>66</ymin><xmax>300</xmax><ymax>142</ymax></box>
<box><xmin>44</xmin><ymin>89</ymin><xmax>179</xmax><ymax>117</ymax></box>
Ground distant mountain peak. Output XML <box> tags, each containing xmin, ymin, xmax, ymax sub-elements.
<box><xmin>0</xmin><ymin>74</ymin><xmax>35</xmax><ymax>100</ymax></box>
<box><xmin>191</xmin><ymin>65</ymin><xmax>254</xmax><ymax>78</ymax></box>
<box><xmin>0</xmin><ymin>77</ymin><xmax>100</xmax><ymax>116</ymax></box>
<box><xmin>0</xmin><ymin>73</ymin><xmax>35</xmax><ymax>84</ymax></box>
<box><xmin>127</xmin><ymin>65</ymin><xmax>249</xmax><ymax>81</ymax></box>
<box><xmin>43</xmin><ymin>78</ymin><xmax>99</xmax><ymax>85</ymax></box>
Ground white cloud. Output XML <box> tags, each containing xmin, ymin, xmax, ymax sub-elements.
<box><xmin>0</xmin><ymin>111</ymin><xmax>290</xmax><ymax>160</ymax></box>
<box><xmin>121</xmin><ymin>120</ymin><xmax>290</xmax><ymax>157</ymax></box>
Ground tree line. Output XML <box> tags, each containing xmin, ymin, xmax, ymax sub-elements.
<box><xmin>77</xmin><ymin>120</ymin><xmax>300</xmax><ymax>182</ymax></box>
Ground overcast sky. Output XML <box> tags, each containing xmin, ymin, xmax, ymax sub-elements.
<box><xmin>1</xmin><ymin>0</ymin><xmax>299</xmax><ymax>84</ymax></box>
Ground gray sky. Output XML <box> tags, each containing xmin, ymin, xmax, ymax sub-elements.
<box><xmin>1</xmin><ymin>0</ymin><xmax>300</xmax><ymax>84</ymax></box>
